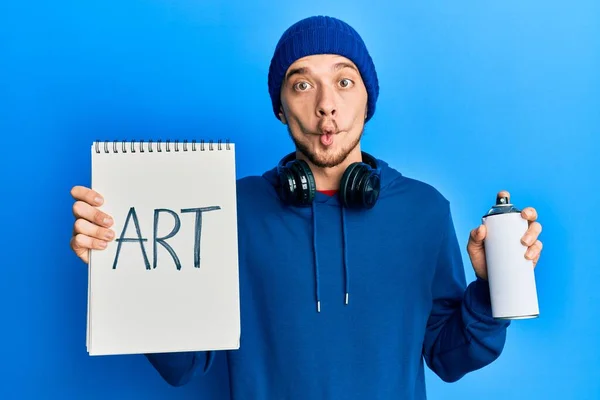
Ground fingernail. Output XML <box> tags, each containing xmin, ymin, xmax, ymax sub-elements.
<box><xmin>95</xmin><ymin>196</ymin><xmax>104</xmax><ymax>205</ymax></box>
<box><xmin>522</xmin><ymin>235</ymin><xmax>531</xmax><ymax>245</ymax></box>
<box><xmin>99</xmin><ymin>241</ymin><xmax>107</xmax><ymax>248</ymax></box>
<box><xmin>103</xmin><ymin>217</ymin><xmax>113</xmax><ymax>226</ymax></box>
<box><xmin>105</xmin><ymin>230</ymin><xmax>114</xmax><ymax>240</ymax></box>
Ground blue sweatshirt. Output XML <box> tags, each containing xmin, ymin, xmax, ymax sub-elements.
<box><xmin>146</xmin><ymin>155</ymin><xmax>510</xmax><ymax>399</ymax></box>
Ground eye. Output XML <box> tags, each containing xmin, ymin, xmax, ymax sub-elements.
<box><xmin>339</xmin><ymin>78</ymin><xmax>354</xmax><ymax>88</ymax></box>
<box><xmin>294</xmin><ymin>81</ymin><xmax>311</xmax><ymax>91</ymax></box>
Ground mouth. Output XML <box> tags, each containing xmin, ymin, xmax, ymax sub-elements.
<box><xmin>316</xmin><ymin>130</ymin><xmax>340</xmax><ymax>146</ymax></box>
<box><xmin>320</xmin><ymin>133</ymin><xmax>335</xmax><ymax>146</ymax></box>
<box><xmin>309</xmin><ymin>120</ymin><xmax>340</xmax><ymax>147</ymax></box>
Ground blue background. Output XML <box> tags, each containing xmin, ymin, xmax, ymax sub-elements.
<box><xmin>1</xmin><ymin>1</ymin><xmax>599</xmax><ymax>399</ymax></box>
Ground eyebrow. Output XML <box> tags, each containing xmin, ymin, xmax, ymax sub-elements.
<box><xmin>333</xmin><ymin>62</ymin><xmax>359</xmax><ymax>74</ymax></box>
<box><xmin>284</xmin><ymin>62</ymin><xmax>359</xmax><ymax>82</ymax></box>
<box><xmin>285</xmin><ymin>67</ymin><xmax>307</xmax><ymax>82</ymax></box>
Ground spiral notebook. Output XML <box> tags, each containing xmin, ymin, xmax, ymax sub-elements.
<box><xmin>87</xmin><ymin>139</ymin><xmax>240</xmax><ymax>356</ymax></box>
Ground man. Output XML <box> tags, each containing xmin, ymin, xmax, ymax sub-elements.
<box><xmin>70</xmin><ymin>15</ymin><xmax>543</xmax><ymax>399</ymax></box>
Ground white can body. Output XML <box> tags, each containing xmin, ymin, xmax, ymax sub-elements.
<box><xmin>482</xmin><ymin>212</ymin><xmax>539</xmax><ymax>319</ymax></box>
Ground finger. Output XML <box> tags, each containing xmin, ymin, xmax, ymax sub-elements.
<box><xmin>496</xmin><ymin>190</ymin><xmax>510</xmax><ymax>203</ymax></box>
<box><xmin>71</xmin><ymin>185</ymin><xmax>104</xmax><ymax>207</ymax></box>
<box><xmin>521</xmin><ymin>206</ymin><xmax>538</xmax><ymax>221</ymax></box>
<box><xmin>70</xmin><ymin>236</ymin><xmax>90</xmax><ymax>264</ymax></box>
<box><xmin>71</xmin><ymin>233</ymin><xmax>108</xmax><ymax>251</ymax></box>
<box><xmin>74</xmin><ymin>218</ymin><xmax>115</xmax><ymax>242</ymax></box>
<box><xmin>525</xmin><ymin>240</ymin><xmax>543</xmax><ymax>261</ymax></box>
<box><xmin>469</xmin><ymin>224</ymin><xmax>486</xmax><ymax>246</ymax></box>
<box><xmin>72</xmin><ymin>201</ymin><xmax>114</xmax><ymax>228</ymax></box>
<box><xmin>521</xmin><ymin>221</ymin><xmax>542</xmax><ymax>246</ymax></box>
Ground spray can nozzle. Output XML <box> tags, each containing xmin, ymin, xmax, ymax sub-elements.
<box><xmin>496</xmin><ymin>196</ymin><xmax>510</xmax><ymax>206</ymax></box>
<box><xmin>483</xmin><ymin>195</ymin><xmax>521</xmax><ymax>218</ymax></box>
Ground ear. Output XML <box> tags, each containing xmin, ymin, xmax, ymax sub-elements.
<box><xmin>279</xmin><ymin>106</ymin><xmax>287</xmax><ymax>125</ymax></box>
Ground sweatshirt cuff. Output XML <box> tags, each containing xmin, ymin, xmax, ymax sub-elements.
<box><xmin>466</xmin><ymin>277</ymin><xmax>511</xmax><ymax>327</ymax></box>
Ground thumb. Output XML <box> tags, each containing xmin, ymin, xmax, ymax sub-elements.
<box><xmin>469</xmin><ymin>224</ymin><xmax>486</xmax><ymax>247</ymax></box>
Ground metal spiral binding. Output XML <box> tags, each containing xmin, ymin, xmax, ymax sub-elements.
<box><xmin>94</xmin><ymin>139</ymin><xmax>231</xmax><ymax>153</ymax></box>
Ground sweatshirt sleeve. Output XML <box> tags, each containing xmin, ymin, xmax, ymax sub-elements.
<box><xmin>422</xmin><ymin>201</ymin><xmax>510</xmax><ymax>383</ymax></box>
<box><xmin>145</xmin><ymin>350</ymin><xmax>216</xmax><ymax>387</ymax></box>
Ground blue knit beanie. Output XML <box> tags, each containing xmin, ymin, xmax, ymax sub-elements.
<box><xmin>268</xmin><ymin>15</ymin><xmax>379</xmax><ymax>122</ymax></box>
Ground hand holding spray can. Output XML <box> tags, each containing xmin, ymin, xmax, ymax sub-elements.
<box><xmin>482</xmin><ymin>195</ymin><xmax>539</xmax><ymax>319</ymax></box>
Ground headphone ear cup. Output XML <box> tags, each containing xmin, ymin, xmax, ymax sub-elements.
<box><xmin>278</xmin><ymin>166</ymin><xmax>296</xmax><ymax>204</ymax></box>
<box><xmin>340</xmin><ymin>163</ymin><xmax>381</xmax><ymax>209</ymax></box>
<box><xmin>339</xmin><ymin>163</ymin><xmax>362</xmax><ymax>208</ymax></box>
<box><xmin>350</xmin><ymin>165</ymin><xmax>371</xmax><ymax>207</ymax></box>
<box><xmin>289</xmin><ymin>160</ymin><xmax>316</xmax><ymax>206</ymax></box>
<box><xmin>360</xmin><ymin>169</ymin><xmax>381</xmax><ymax>209</ymax></box>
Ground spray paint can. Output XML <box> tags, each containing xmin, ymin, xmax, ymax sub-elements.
<box><xmin>482</xmin><ymin>195</ymin><xmax>539</xmax><ymax>319</ymax></box>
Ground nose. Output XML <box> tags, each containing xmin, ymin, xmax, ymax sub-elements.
<box><xmin>316</xmin><ymin>86</ymin><xmax>336</xmax><ymax>118</ymax></box>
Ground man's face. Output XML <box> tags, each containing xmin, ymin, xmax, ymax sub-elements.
<box><xmin>279</xmin><ymin>54</ymin><xmax>368</xmax><ymax>169</ymax></box>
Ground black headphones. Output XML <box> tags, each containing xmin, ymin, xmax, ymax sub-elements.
<box><xmin>276</xmin><ymin>152</ymin><xmax>382</xmax><ymax>209</ymax></box>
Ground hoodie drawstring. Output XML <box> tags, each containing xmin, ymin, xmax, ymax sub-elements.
<box><xmin>342</xmin><ymin>207</ymin><xmax>349</xmax><ymax>305</ymax></box>
<box><xmin>312</xmin><ymin>202</ymin><xmax>321</xmax><ymax>313</ymax></box>
<box><xmin>311</xmin><ymin>202</ymin><xmax>350</xmax><ymax>313</ymax></box>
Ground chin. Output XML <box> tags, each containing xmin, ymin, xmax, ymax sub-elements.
<box><xmin>305</xmin><ymin>150</ymin><xmax>348</xmax><ymax>169</ymax></box>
